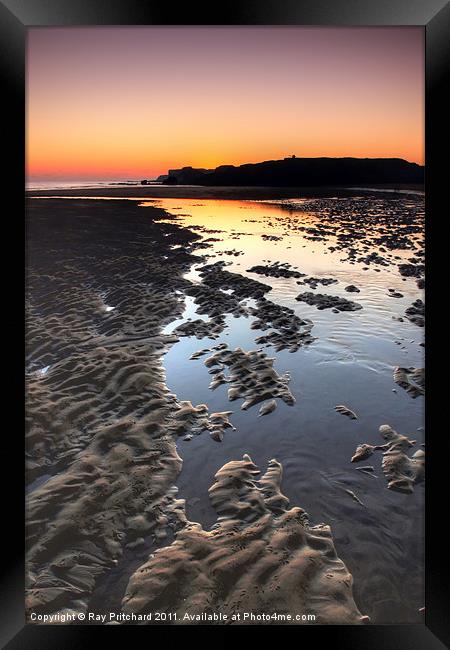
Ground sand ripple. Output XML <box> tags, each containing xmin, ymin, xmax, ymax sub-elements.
<box><xmin>123</xmin><ymin>455</ymin><xmax>368</xmax><ymax>624</ymax></box>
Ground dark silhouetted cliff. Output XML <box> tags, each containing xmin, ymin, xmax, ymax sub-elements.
<box><xmin>162</xmin><ymin>166</ymin><xmax>213</xmax><ymax>184</ymax></box>
<box><xmin>163</xmin><ymin>157</ymin><xmax>424</xmax><ymax>187</ymax></box>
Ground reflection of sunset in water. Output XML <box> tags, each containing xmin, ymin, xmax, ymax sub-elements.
<box><xmin>147</xmin><ymin>197</ymin><xmax>420</xmax><ymax>294</ymax></box>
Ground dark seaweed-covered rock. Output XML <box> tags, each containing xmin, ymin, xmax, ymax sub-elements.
<box><xmin>388</xmin><ymin>289</ymin><xmax>404</xmax><ymax>298</ymax></box>
<box><xmin>296</xmin><ymin>292</ymin><xmax>362</xmax><ymax>312</ymax></box>
<box><xmin>261</xmin><ymin>233</ymin><xmax>282</xmax><ymax>241</ymax></box>
<box><xmin>405</xmin><ymin>299</ymin><xmax>424</xmax><ymax>327</ymax></box>
<box><xmin>199</xmin><ymin>261</ymin><xmax>270</xmax><ymax>299</ymax></box>
<box><xmin>357</xmin><ymin>251</ymin><xmax>389</xmax><ymax>266</ymax></box>
<box><xmin>173</xmin><ymin>316</ymin><xmax>225</xmax><ymax>339</ymax></box>
<box><xmin>298</xmin><ymin>277</ymin><xmax>338</xmax><ymax>290</ymax></box>
<box><xmin>398</xmin><ymin>263</ymin><xmax>425</xmax><ymax>279</ymax></box>
<box><xmin>247</xmin><ymin>262</ymin><xmax>305</xmax><ymax>279</ymax></box>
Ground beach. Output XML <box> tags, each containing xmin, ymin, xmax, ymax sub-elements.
<box><xmin>25</xmin><ymin>191</ymin><xmax>424</xmax><ymax>624</ymax></box>
<box><xmin>27</xmin><ymin>183</ymin><xmax>424</xmax><ymax>201</ymax></box>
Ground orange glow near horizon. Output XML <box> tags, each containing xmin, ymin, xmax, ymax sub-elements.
<box><xmin>27</xmin><ymin>27</ymin><xmax>424</xmax><ymax>181</ymax></box>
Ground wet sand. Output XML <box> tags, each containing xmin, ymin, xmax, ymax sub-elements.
<box><xmin>26</xmin><ymin>193</ymin><xmax>424</xmax><ymax>624</ymax></box>
<box><xmin>26</xmin><ymin>200</ymin><xmax>201</xmax><ymax>616</ymax></box>
<box><xmin>26</xmin><ymin>183</ymin><xmax>424</xmax><ymax>201</ymax></box>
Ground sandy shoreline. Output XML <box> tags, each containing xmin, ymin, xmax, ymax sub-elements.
<box><xmin>26</xmin><ymin>183</ymin><xmax>424</xmax><ymax>201</ymax></box>
<box><xmin>26</xmin><ymin>198</ymin><xmax>369</xmax><ymax>624</ymax></box>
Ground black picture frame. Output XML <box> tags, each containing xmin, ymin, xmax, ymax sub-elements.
<box><xmin>2</xmin><ymin>0</ymin><xmax>448</xmax><ymax>647</ymax></box>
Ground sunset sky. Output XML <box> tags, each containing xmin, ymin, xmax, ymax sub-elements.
<box><xmin>26</xmin><ymin>27</ymin><xmax>424</xmax><ymax>181</ymax></box>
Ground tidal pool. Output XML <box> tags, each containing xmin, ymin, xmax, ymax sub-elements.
<box><xmin>152</xmin><ymin>195</ymin><xmax>424</xmax><ymax>624</ymax></box>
